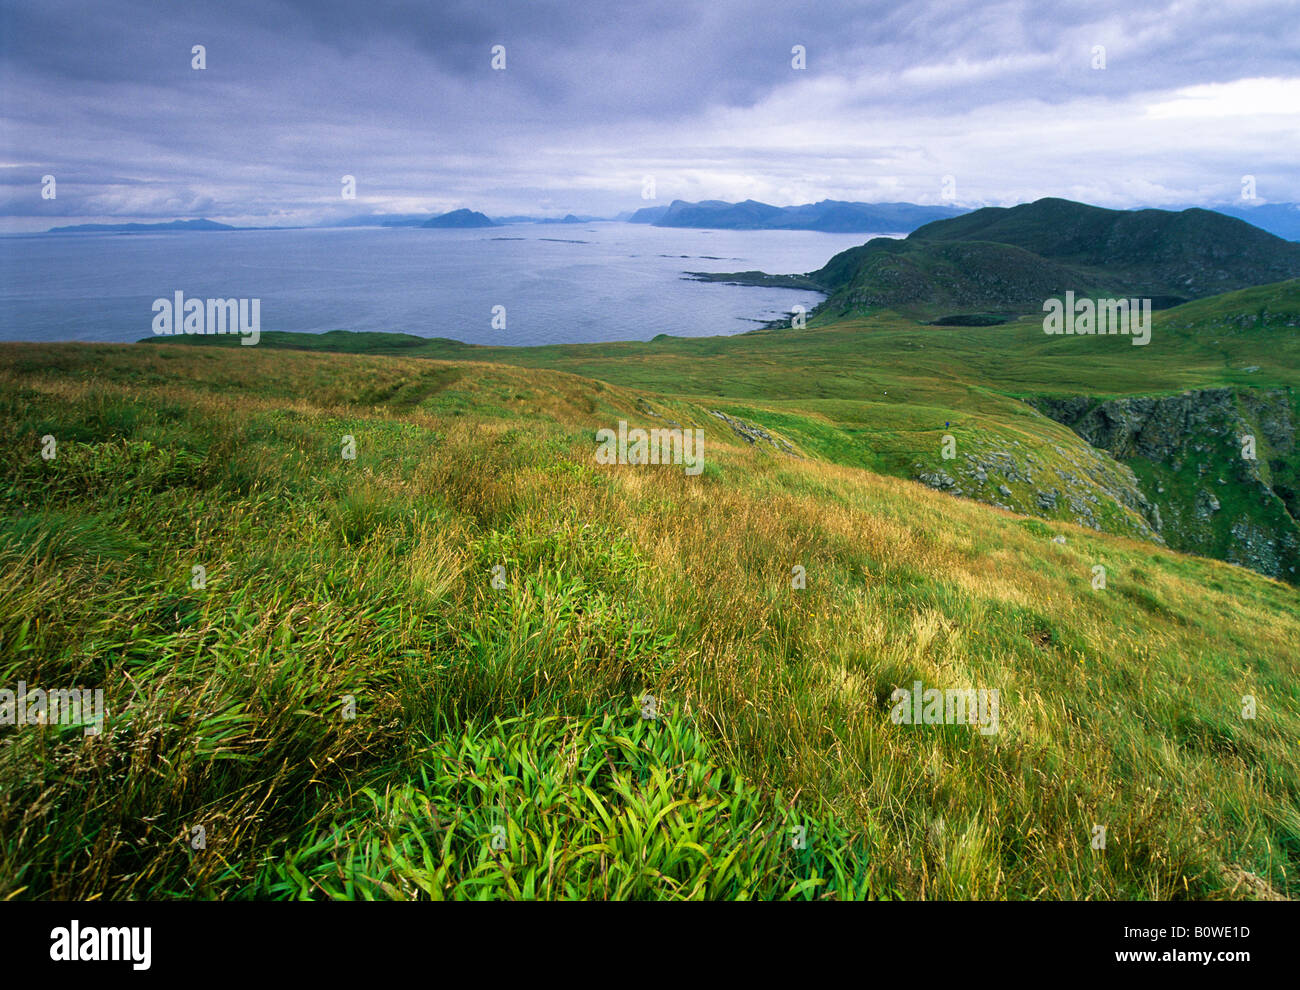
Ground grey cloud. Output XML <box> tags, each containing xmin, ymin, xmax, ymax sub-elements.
<box><xmin>1</xmin><ymin>0</ymin><xmax>1297</xmax><ymax>230</ymax></box>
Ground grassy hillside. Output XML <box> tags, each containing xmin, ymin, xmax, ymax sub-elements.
<box><xmin>2</xmin><ymin>338</ymin><xmax>1298</xmax><ymax>900</ymax></box>
<box><xmin>809</xmin><ymin>199</ymin><xmax>1300</xmax><ymax>320</ymax></box>
<box><xmin>146</xmin><ymin>281</ymin><xmax>1298</xmax><ymax>534</ymax></box>
<box><xmin>812</xmin><ymin>238</ymin><xmax>1095</xmax><ymax>321</ymax></box>
<box><xmin>184</xmin><ymin>279</ymin><xmax>1299</xmax><ymax>394</ymax></box>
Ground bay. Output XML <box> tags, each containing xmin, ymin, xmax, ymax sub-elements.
<box><xmin>0</xmin><ymin>223</ymin><xmax>884</xmax><ymax>346</ymax></box>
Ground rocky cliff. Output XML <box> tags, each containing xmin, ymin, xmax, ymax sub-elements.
<box><xmin>1031</xmin><ymin>388</ymin><xmax>1299</xmax><ymax>582</ymax></box>
<box><xmin>913</xmin><ymin>433</ymin><xmax>1163</xmax><ymax>545</ymax></box>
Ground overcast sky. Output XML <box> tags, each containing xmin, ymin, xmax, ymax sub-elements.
<box><xmin>1</xmin><ymin>0</ymin><xmax>1297</xmax><ymax>231</ymax></box>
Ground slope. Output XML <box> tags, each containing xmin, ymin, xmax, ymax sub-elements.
<box><xmin>810</xmin><ymin>199</ymin><xmax>1300</xmax><ymax>320</ymax></box>
<box><xmin>2</xmin><ymin>341</ymin><xmax>1298</xmax><ymax>900</ymax></box>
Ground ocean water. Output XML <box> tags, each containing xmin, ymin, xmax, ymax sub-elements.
<box><xmin>0</xmin><ymin>223</ymin><xmax>884</xmax><ymax>346</ymax></box>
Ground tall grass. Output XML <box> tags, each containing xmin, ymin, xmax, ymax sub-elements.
<box><xmin>1</xmin><ymin>343</ymin><xmax>1297</xmax><ymax>899</ymax></box>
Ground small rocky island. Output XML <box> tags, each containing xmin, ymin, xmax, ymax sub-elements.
<box><xmin>422</xmin><ymin>208</ymin><xmax>497</xmax><ymax>228</ymax></box>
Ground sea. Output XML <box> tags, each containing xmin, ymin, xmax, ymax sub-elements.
<box><xmin>0</xmin><ymin>223</ymin><xmax>885</xmax><ymax>346</ymax></box>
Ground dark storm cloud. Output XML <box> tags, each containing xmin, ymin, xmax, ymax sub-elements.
<box><xmin>1</xmin><ymin>0</ymin><xmax>1297</xmax><ymax>229</ymax></box>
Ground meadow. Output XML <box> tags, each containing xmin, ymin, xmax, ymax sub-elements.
<box><xmin>3</xmin><ymin>316</ymin><xmax>1297</xmax><ymax>899</ymax></box>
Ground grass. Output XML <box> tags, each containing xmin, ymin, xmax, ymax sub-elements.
<box><xmin>153</xmin><ymin>278</ymin><xmax>1300</xmax><ymax>398</ymax></box>
<box><xmin>2</xmin><ymin>337</ymin><xmax>1298</xmax><ymax>900</ymax></box>
<box><xmin>142</xmin><ymin>280</ymin><xmax>1300</xmax><ymax>559</ymax></box>
<box><xmin>259</xmin><ymin>709</ymin><xmax>878</xmax><ymax>900</ymax></box>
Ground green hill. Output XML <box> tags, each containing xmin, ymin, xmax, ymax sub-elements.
<box><xmin>812</xmin><ymin>237</ymin><xmax>1093</xmax><ymax>319</ymax></box>
<box><xmin>812</xmin><ymin>199</ymin><xmax>1300</xmax><ymax>321</ymax></box>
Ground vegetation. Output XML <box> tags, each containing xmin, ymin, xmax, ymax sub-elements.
<box><xmin>3</xmin><ymin>318</ymin><xmax>1298</xmax><ymax>899</ymax></box>
<box><xmin>142</xmin><ymin>280</ymin><xmax>1300</xmax><ymax>557</ymax></box>
<box><xmin>809</xmin><ymin>198</ymin><xmax>1300</xmax><ymax>320</ymax></box>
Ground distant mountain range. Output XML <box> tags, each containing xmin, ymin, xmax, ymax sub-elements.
<box><xmin>809</xmin><ymin>198</ymin><xmax>1300</xmax><ymax>320</ymax></box>
<box><xmin>320</xmin><ymin>210</ymin><xmax>601</xmax><ymax>228</ymax></box>
<box><xmin>1175</xmin><ymin>202</ymin><xmax>1300</xmax><ymax>242</ymax></box>
<box><xmin>630</xmin><ymin>197</ymin><xmax>1300</xmax><ymax>240</ymax></box>
<box><xmin>39</xmin><ymin>200</ymin><xmax>1300</xmax><ymax>241</ymax></box>
<box><xmin>40</xmin><ymin>210</ymin><xmax>592</xmax><ymax>233</ymax></box>
<box><xmin>326</xmin><ymin>213</ymin><xmax>430</xmax><ymax>228</ymax></box>
<box><xmin>46</xmin><ymin>219</ymin><xmax>238</xmax><ymax>233</ymax></box>
<box><xmin>496</xmin><ymin>214</ymin><xmax>602</xmax><ymax>225</ymax></box>
<box><xmin>628</xmin><ymin>199</ymin><xmax>969</xmax><ymax>232</ymax></box>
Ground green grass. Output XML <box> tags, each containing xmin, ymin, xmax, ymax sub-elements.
<box><xmin>149</xmin><ymin>281</ymin><xmax>1300</xmax><ymax>563</ymax></box>
<box><xmin>259</xmin><ymin>708</ymin><xmax>879</xmax><ymax>900</ymax></box>
<box><xmin>161</xmin><ymin>278</ymin><xmax>1298</xmax><ymax>399</ymax></box>
<box><xmin>2</xmin><ymin>335</ymin><xmax>1298</xmax><ymax>900</ymax></box>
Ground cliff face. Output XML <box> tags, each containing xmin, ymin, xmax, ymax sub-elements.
<box><xmin>1032</xmin><ymin>388</ymin><xmax>1299</xmax><ymax>582</ymax></box>
<box><xmin>912</xmin><ymin>433</ymin><xmax>1163</xmax><ymax>545</ymax></box>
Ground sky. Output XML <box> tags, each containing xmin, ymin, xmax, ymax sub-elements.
<box><xmin>1</xmin><ymin>0</ymin><xmax>1297</xmax><ymax>231</ymax></box>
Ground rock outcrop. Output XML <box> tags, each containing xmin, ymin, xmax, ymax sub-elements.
<box><xmin>708</xmin><ymin>409</ymin><xmax>802</xmax><ymax>457</ymax></box>
<box><xmin>1032</xmin><ymin>388</ymin><xmax>1299</xmax><ymax>582</ymax></box>
<box><xmin>913</xmin><ymin>432</ymin><xmax>1162</xmax><ymax>544</ymax></box>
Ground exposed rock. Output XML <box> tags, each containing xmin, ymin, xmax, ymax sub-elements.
<box><xmin>708</xmin><ymin>409</ymin><xmax>801</xmax><ymax>457</ymax></box>
<box><xmin>1032</xmin><ymin>388</ymin><xmax>1299</xmax><ymax>582</ymax></box>
<box><xmin>919</xmin><ymin>470</ymin><xmax>957</xmax><ymax>490</ymax></box>
<box><xmin>1196</xmin><ymin>489</ymin><xmax>1221</xmax><ymax>518</ymax></box>
<box><xmin>636</xmin><ymin>397</ymin><xmax>682</xmax><ymax>429</ymax></box>
<box><xmin>911</xmin><ymin>429</ymin><xmax>1162</xmax><ymax>547</ymax></box>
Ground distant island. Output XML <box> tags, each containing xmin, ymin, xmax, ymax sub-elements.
<box><xmin>421</xmin><ymin>209</ymin><xmax>496</xmax><ymax>228</ymax></box>
<box><xmin>46</xmin><ymin>218</ymin><xmax>238</xmax><ymax>233</ymax></box>
<box><xmin>369</xmin><ymin>212</ymin><xmax>600</xmax><ymax>227</ymax></box>
<box><xmin>498</xmin><ymin>213</ymin><xmax>600</xmax><ymax>224</ymax></box>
